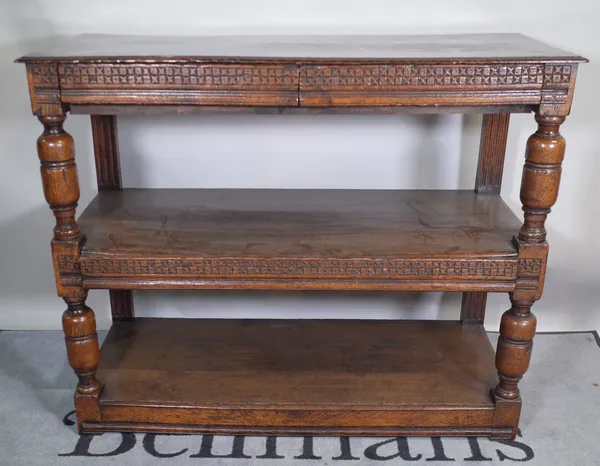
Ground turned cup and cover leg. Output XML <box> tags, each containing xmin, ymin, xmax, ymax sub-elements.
<box><xmin>37</xmin><ymin>114</ymin><xmax>102</xmax><ymax>425</ymax></box>
<box><xmin>494</xmin><ymin>114</ymin><xmax>566</xmax><ymax>419</ymax></box>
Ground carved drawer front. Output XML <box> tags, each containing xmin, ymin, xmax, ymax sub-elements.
<box><xmin>58</xmin><ymin>63</ymin><xmax>300</xmax><ymax>106</ymax></box>
<box><xmin>299</xmin><ymin>64</ymin><xmax>547</xmax><ymax>107</ymax></box>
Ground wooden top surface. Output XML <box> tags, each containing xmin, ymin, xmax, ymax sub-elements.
<box><xmin>79</xmin><ymin>189</ymin><xmax>520</xmax><ymax>259</ymax></box>
<box><xmin>16</xmin><ymin>33</ymin><xmax>586</xmax><ymax>62</ymax></box>
<box><xmin>98</xmin><ymin>318</ymin><xmax>498</xmax><ymax>407</ymax></box>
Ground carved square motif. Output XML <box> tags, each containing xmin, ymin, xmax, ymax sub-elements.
<box><xmin>79</xmin><ymin>257</ymin><xmax>518</xmax><ymax>280</ymax></box>
<box><xmin>58</xmin><ymin>63</ymin><xmax>296</xmax><ymax>89</ymax></box>
<box><xmin>544</xmin><ymin>65</ymin><xmax>572</xmax><ymax>86</ymax></box>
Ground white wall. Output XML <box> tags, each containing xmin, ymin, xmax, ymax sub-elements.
<box><xmin>1</xmin><ymin>1</ymin><xmax>599</xmax><ymax>331</ymax></box>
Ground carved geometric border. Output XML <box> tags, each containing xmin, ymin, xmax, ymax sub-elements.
<box><xmin>540</xmin><ymin>63</ymin><xmax>577</xmax><ymax>116</ymax></box>
<box><xmin>56</xmin><ymin>62</ymin><xmax>570</xmax><ymax>91</ymax></box>
<box><xmin>27</xmin><ymin>61</ymin><xmax>578</xmax><ymax>112</ymax></box>
<box><xmin>69</xmin><ymin>256</ymin><xmax>521</xmax><ymax>280</ymax></box>
<box><xmin>301</xmin><ymin>64</ymin><xmax>545</xmax><ymax>89</ymax></box>
<box><xmin>26</xmin><ymin>63</ymin><xmax>61</xmax><ymax>112</ymax></box>
<box><xmin>58</xmin><ymin>64</ymin><xmax>299</xmax><ymax>89</ymax></box>
<box><xmin>517</xmin><ymin>258</ymin><xmax>544</xmax><ymax>276</ymax></box>
<box><xmin>30</xmin><ymin>64</ymin><xmax>59</xmax><ymax>87</ymax></box>
<box><xmin>543</xmin><ymin>65</ymin><xmax>572</xmax><ymax>87</ymax></box>
<box><xmin>57</xmin><ymin>255</ymin><xmax>80</xmax><ymax>273</ymax></box>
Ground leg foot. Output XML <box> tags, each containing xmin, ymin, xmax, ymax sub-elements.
<box><xmin>63</xmin><ymin>297</ymin><xmax>102</xmax><ymax>395</ymax></box>
<box><xmin>494</xmin><ymin>298</ymin><xmax>536</xmax><ymax>400</ymax></box>
<box><xmin>63</xmin><ymin>297</ymin><xmax>102</xmax><ymax>429</ymax></box>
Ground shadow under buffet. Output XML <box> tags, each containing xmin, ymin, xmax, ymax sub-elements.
<box><xmin>16</xmin><ymin>33</ymin><xmax>587</xmax><ymax>439</ymax></box>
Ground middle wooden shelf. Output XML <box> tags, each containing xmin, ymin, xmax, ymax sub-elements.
<box><xmin>72</xmin><ymin>188</ymin><xmax>522</xmax><ymax>291</ymax></box>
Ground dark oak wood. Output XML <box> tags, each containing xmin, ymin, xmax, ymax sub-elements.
<box><xmin>36</xmin><ymin>113</ymin><xmax>102</xmax><ymax>430</ymax></box>
<box><xmin>63</xmin><ymin>296</ymin><xmax>102</xmax><ymax>429</ymax></box>
<box><xmin>491</xmin><ymin>112</ymin><xmax>568</xmax><ymax>438</ymax></box>
<box><xmin>18</xmin><ymin>34</ymin><xmax>586</xmax><ymax>112</ymax></box>
<box><xmin>518</xmin><ymin>115</ymin><xmax>566</xmax><ymax>245</ymax></box>
<box><xmin>84</xmin><ymin>318</ymin><xmax>513</xmax><ymax>437</ymax></box>
<box><xmin>17</xmin><ymin>34</ymin><xmax>586</xmax><ymax>439</ymax></box>
<box><xmin>72</xmin><ymin>189</ymin><xmax>524</xmax><ymax>291</ymax></box>
<box><xmin>476</xmin><ymin>114</ymin><xmax>511</xmax><ymax>194</ymax></box>
<box><xmin>99</xmin><ymin>319</ymin><xmax>497</xmax><ymax>406</ymax></box>
<box><xmin>465</xmin><ymin>113</ymin><xmax>512</xmax><ymax>322</ymax></box>
<box><xmin>90</xmin><ymin>115</ymin><xmax>135</xmax><ymax>321</ymax></box>
<box><xmin>70</xmin><ymin>104</ymin><xmax>534</xmax><ymax>116</ymax></box>
<box><xmin>83</xmin><ymin>423</ymin><xmax>513</xmax><ymax>437</ymax></box>
<box><xmin>80</xmin><ymin>189</ymin><xmax>521</xmax><ymax>257</ymax></box>
<box><xmin>16</xmin><ymin>33</ymin><xmax>585</xmax><ymax>61</ymax></box>
<box><xmin>37</xmin><ymin>115</ymin><xmax>80</xmax><ymax>243</ymax></box>
<box><xmin>108</xmin><ymin>290</ymin><xmax>134</xmax><ymax>322</ymax></box>
<box><xmin>91</xmin><ymin>115</ymin><xmax>122</xmax><ymax>190</ymax></box>
<box><xmin>460</xmin><ymin>292</ymin><xmax>488</xmax><ymax>323</ymax></box>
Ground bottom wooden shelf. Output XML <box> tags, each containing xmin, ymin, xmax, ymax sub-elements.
<box><xmin>83</xmin><ymin>318</ymin><xmax>516</xmax><ymax>437</ymax></box>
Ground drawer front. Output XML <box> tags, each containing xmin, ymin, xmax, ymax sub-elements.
<box><xmin>299</xmin><ymin>63</ymin><xmax>546</xmax><ymax>107</ymax></box>
<box><xmin>58</xmin><ymin>63</ymin><xmax>300</xmax><ymax>106</ymax></box>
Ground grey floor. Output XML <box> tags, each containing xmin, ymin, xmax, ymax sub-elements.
<box><xmin>0</xmin><ymin>329</ymin><xmax>599</xmax><ymax>465</ymax></box>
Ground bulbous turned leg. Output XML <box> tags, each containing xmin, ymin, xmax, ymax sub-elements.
<box><xmin>63</xmin><ymin>297</ymin><xmax>101</xmax><ymax>396</ymax></box>
<box><xmin>518</xmin><ymin>115</ymin><xmax>566</xmax><ymax>244</ymax></box>
<box><xmin>494</xmin><ymin>299</ymin><xmax>537</xmax><ymax>400</ymax></box>
<box><xmin>37</xmin><ymin>112</ymin><xmax>101</xmax><ymax>430</ymax></box>
<box><xmin>37</xmin><ymin>115</ymin><xmax>80</xmax><ymax>241</ymax></box>
<box><xmin>493</xmin><ymin>112</ymin><xmax>566</xmax><ymax>438</ymax></box>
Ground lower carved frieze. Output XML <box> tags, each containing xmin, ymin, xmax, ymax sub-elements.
<box><xmin>56</xmin><ymin>256</ymin><xmax>533</xmax><ymax>280</ymax></box>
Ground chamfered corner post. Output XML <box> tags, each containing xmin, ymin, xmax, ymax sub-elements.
<box><xmin>461</xmin><ymin>113</ymin><xmax>511</xmax><ymax>324</ymax></box>
<box><xmin>460</xmin><ymin>291</ymin><xmax>487</xmax><ymax>324</ymax></box>
<box><xmin>494</xmin><ymin>112</ymin><xmax>567</xmax><ymax>438</ymax></box>
<box><xmin>475</xmin><ymin>113</ymin><xmax>511</xmax><ymax>195</ymax></box>
<box><xmin>90</xmin><ymin>114</ymin><xmax>135</xmax><ymax>322</ymax></box>
<box><xmin>37</xmin><ymin>112</ymin><xmax>102</xmax><ymax>431</ymax></box>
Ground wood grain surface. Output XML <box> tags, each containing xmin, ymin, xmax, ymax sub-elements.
<box><xmin>86</xmin><ymin>318</ymin><xmax>507</xmax><ymax>435</ymax></box>
<box><xmin>98</xmin><ymin>318</ymin><xmax>498</xmax><ymax>407</ymax></box>
<box><xmin>16</xmin><ymin>33</ymin><xmax>585</xmax><ymax>61</ymax></box>
<box><xmin>79</xmin><ymin>189</ymin><xmax>521</xmax><ymax>258</ymax></box>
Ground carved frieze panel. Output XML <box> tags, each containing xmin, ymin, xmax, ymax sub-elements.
<box><xmin>73</xmin><ymin>256</ymin><xmax>519</xmax><ymax>280</ymax></box>
<box><xmin>300</xmin><ymin>64</ymin><xmax>546</xmax><ymax>89</ymax></box>
<box><xmin>19</xmin><ymin>60</ymin><xmax>578</xmax><ymax>110</ymax></box>
<box><xmin>59</xmin><ymin>64</ymin><xmax>299</xmax><ymax>90</ymax></box>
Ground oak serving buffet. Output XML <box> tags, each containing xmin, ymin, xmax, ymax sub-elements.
<box><xmin>16</xmin><ymin>33</ymin><xmax>587</xmax><ymax>439</ymax></box>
